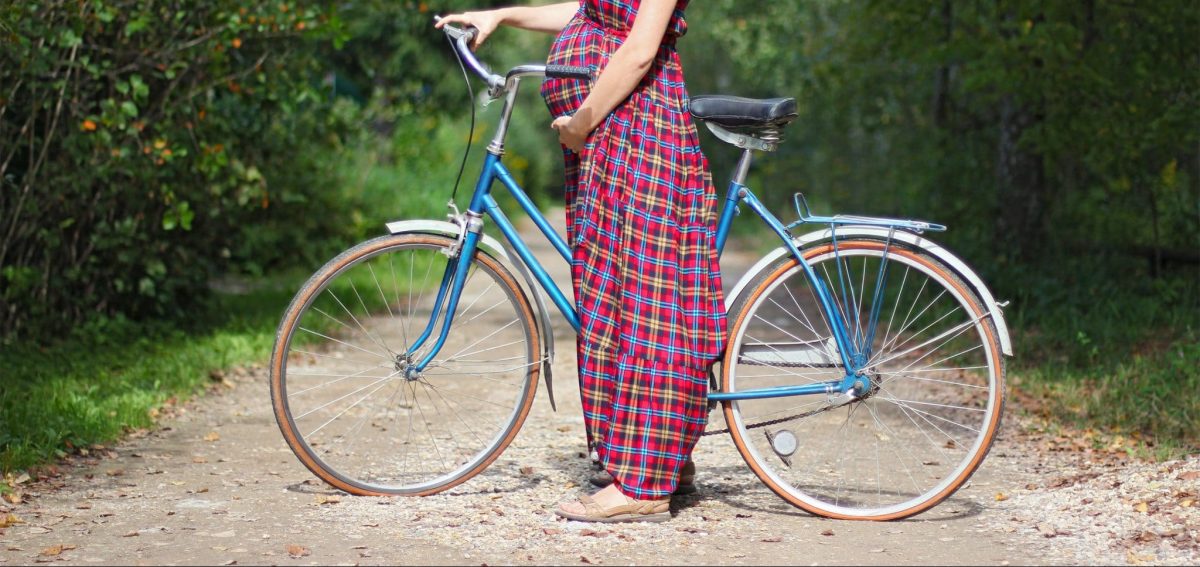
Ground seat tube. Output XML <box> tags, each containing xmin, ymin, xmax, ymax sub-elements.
<box><xmin>715</xmin><ymin>150</ymin><xmax>755</xmax><ymax>255</ymax></box>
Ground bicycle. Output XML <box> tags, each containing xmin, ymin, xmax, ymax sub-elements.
<box><xmin>269</xmin><ymin>21</ymin><xmax>1013</xmax><ymax>521</ymax></box>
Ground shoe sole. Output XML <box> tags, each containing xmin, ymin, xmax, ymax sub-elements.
<box><xmin>554</xmin><ymin>509</ymin><xmax>672</xmax><ymax>523</ymax></box>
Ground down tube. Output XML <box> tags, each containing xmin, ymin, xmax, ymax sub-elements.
<box><xmin>484</xmin><ymin>163</ymin><xmax>580</xmax><ymax>333</ymax></box>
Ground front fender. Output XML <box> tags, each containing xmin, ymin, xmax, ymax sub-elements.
<box><xmin>725</xmin><ymin>227</ymin><xmax>1013</xmax><ymax>356</ymax></box>
<box><xmin>385</xmin><ymin>220</ymin><xmax>557</xmax><ymax>410</ymax></box>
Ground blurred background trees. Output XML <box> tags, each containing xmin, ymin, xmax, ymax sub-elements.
<box><xmin>1</xmin><ymin>0</ymin><xmax>1197</xmax><ymax>448</ymax></box>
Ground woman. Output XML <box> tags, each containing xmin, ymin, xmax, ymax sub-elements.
<box><xmin>437</xmin><ymin>0</ymin><xmax>725</xmax><ymax>523</ymax></box>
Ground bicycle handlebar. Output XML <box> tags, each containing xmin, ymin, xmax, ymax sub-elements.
<box><xmin>434</xmin><ymin>15</ymin><xmax>592</xmax><ymax>95</ymax></box>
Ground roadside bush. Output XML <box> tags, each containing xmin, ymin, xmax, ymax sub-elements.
<box><xmin>0</xmin><ymin>0</ymin><xmax>356</xmax><ymax>340</ymax></box>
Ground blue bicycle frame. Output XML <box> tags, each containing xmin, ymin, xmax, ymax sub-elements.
<box><xmin>402</xmin><ymin>30</ymin><xmax>947</xmax><ymax>404</ymax></box>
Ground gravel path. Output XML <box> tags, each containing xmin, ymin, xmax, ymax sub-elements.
<box><xmin>1</xmin><ymin>214</ymin><xmax>1196</xmax><ymax>566</ymax></box>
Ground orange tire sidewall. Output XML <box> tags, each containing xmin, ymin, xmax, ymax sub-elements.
<box><xmin>721</xmin><ymin>240</ymin><xmax>1004</xmax><ymax>520</ymax></box>
<box><xmin>269</xmin><ymin>234</ymin><xmax>541</xmax><ymax>496</ymax></box>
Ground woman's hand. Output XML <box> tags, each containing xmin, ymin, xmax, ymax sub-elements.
<box><xmin>435</xmin><ymin>10</ymin><xmax>503</xmax><ymax>50</ymax></box>
<box><xmin>551</xmin><ymin>116</ymin><xmax>589</xmax><ymax>152</ymax></box>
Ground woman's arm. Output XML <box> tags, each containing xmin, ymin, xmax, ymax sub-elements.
<box><xmin>436</xmin><ymin>3</ymin><xmax>579</xmax><ymax>49</ymax></box>
<box><xmin>551</xmin><ymin>0</ymin><xmax>676</xmax><ymax>152</ymax></box>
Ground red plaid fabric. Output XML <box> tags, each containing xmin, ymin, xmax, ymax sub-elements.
<box><xmin>541</xmin><ymin>0</ymin><xmax>726</xmax><ymax>499</ymax></box>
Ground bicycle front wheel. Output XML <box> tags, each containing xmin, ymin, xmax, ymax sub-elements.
<box><xmin>270</xmin><ymin>233</ymin><xmax>540</xmax><ymax>496</ymax></box>
<box><xmin>722</xmin><ymin>238</ymin><xmax>1005</xmax><ymax>520</ymax></box>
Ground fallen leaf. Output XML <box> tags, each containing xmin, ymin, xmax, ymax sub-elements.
<box><xmin>0</xmin><ymin>514</ymin><xmax>25</xmax><ymax>528</ymax></box>
<box><xmin>75</xmin><ymin>502</ymin><xmax>92</xmax><ymax>510</ymax></box>
<box><xmin>579</xmin><ymin>556</ymin><xmax>593</xmax><ymax>564</ymax></box>
<box><xmin>542</xmin><ymin>527</ymin><xmax>561</xmax><ymax>535</ymax></box>
<box><xmin>1180</xmin><ymin>499</ymin><xmax>1193</xmax><ymax>508</ymax></box>
<box><xmin>315</xmin><ymin>495</ymin><xmax>340</xmax><ymax>505</ymax></box>
<box><xmin>1037</xmin><ymin>523</ymin><xmax>1057</xmax><ymax>538</ymax></box>
<box><xmin>1134</xmin><ymin>502</ymin><xmax>1149</xmax><ymax>513</ymax></box>
<box><xmin>122</xmin><ymin>531</ymin><xmax>138</xmax><ymax>538</ymax></box>
<box><xmin>203</xmin><ymin>431</ymin><xmax>221</xmax><ymax>442</ymax></box>
<box><xmin>104</xmin><ymin>469</ymin><xmax>124</xmax><ymax>477</ymax></box>
<box><xmin>579</xmin><ymin>529</ymin><xmax>608</xmax><ymax>538</ymax></box>
<box><xmin>285</xmin><ymin>544</ymin><xmax>310</xmax><ymax>558</ymax></box>
<box><xmin>2</xmin><ymin>493</ymin><xmax>20</xmax><ymax>505</ymax></box>
<box><xmin>519</xmin><ymin>466</ymin><xmax>535</xmax><ymax>475</ymax></box>
<box><xmin>1135</xmin><ymin>530</ymin><xmax>1158</xmax><ymax>543</ymax></box>
<box><xmin>39</xmin><ymin>545</ymin><xmax>63</xmax><ymax>557</ymax></box>
<box><xmin>1179</xmin><ymin>471</ymin><xmax>1200</xmax><ymax>481</ymax></box>
<box><xmin>192</xmin><ymin>456</ymin><xmax>208</xmax><ymax>464</ymax></box>
<box><xmin>994</xmin><ymin>492</ymin><xmax>1009</xmax><ymax>502</ymax></box>
<box><xmin>1126</xmin><ymin>550</ymin><xmax>1157</xmax><ymax>564</ymax></box>
<box><xmin>820</xmin><ymin>529</ymin><xmax>834</xmax><ymax>537</ymax></box>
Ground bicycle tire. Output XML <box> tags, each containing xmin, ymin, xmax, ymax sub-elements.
<box><xmin>721</xmin><ymin>238</ymin><xmax>1005</xmax><ymax>520</ymax></box>
<box><xmin>270</xmin><ymin>233</ymin><xmax>540</xmax><ymax>496</ymax></box>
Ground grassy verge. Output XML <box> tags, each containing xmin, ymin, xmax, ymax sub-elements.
<box><xmin>0</xmin><ymin>283</ymin><xmax>295</xmax><ymax>473</ymax></box>
<box><xmin>1006</xmin><ymin>258</ymin><xmax>1200</xmax><ymax>460</ymax></box>
<box><xmin>1015</xmin><ymin>335</ymin><xmax>1198</xmax><ymax>460</ymax></box>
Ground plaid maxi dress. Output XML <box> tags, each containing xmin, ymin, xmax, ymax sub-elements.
<box><xmin>541</xmin><ymin>0</ymin><xmax>726</xmax><ymax>499</ymax></box>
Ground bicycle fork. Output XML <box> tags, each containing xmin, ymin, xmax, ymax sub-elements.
<box><xmin>399</xmin><ymin>208</ymin><xmax>487</xmax><ymax>379</ymax></box>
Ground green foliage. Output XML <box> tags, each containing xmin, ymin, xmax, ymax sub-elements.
<box><xmin>0</xmin><ymin>0</ymin><xmax>358</xmax><ymax>339</ymax></box>
<box><xmin>682</xmin><ymin>1</ymin><xmax>1200</xmax><ymax>446</ymax></box>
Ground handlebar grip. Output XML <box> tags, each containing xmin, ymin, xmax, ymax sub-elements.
<box><xmin>545</xmin><ymin>65</ymin><xmax>593</xmax><ymax>81</ymax></box>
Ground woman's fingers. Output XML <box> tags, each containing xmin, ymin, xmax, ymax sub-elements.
<box><xmin>434</xmin><ymin>13</ymin><xmax>469</xmax><ymax>28</ymax></box>
<box><xmin>435</xmin><ymin>11</ymin><xmax>497</xmax><ymax>49</ymax></box>
<box><xmin>551</xmin><ymin>116</ymin><xmax>585</xmax><ymax>152</ymax></box>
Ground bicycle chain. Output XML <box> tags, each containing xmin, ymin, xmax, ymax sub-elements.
<box><xmin>701</xmin><ymin>397</ymin><xmax>857</xmax><ymax>437</ymax></box>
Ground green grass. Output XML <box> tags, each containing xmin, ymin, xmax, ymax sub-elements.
<box><xmin>1006</xmin><ymin>257</ymin><xmax>1200</xmax><ymax>459</ymax></box>
<box><xmin>0</xmin><ymin>282</ymin><xmax>296</xmax><ymax>473</ymax></box>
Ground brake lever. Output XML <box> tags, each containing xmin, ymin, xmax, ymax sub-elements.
<box><xmin>433</xmin><ymin>15</ymin><xmax>478</xmax><ymax>45</ymax></box>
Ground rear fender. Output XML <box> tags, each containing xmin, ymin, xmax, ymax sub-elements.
<box><xmin>724</xmin><ymin>227</ymin><xmax>1012</xmax><ymax>356</ymax></box>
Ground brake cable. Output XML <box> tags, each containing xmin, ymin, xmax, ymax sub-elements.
<box><xmin>446</xmin><ymin>33</ymin><xmax>476</xmax><ymax>203</ymax></box>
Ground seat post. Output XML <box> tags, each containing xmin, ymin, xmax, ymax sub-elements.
<box><xmin>731</xmin><ymin>148</ymin><xmax>754</xmax><ymax>187</ymax></box>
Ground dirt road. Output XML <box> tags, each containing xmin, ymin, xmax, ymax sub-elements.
<box><xmin>2</xmin><ymin>214</ymin><xmax>1196</xmax><ymax>566</ymax></box>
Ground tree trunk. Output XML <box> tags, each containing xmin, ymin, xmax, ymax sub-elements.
<box><xmin>994</xmin><ymin>95</ymin><xmax>1046</xmax><ymax>261</ymax></box>
<box><xmin>932</xmin><ymin>0</ymin><xmax>953</xmax><ymax>128</ymax></box>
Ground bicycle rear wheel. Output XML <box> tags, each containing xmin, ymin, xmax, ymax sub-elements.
<box><xmin>722</xmin><ymin>238</ymin><xmax>1004</xmax><ymax>520</ymax></box>
<box><xmin>270</xmin><ymin>233</ymin><xmax>540</xmax><ymax>496</ymax></box>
